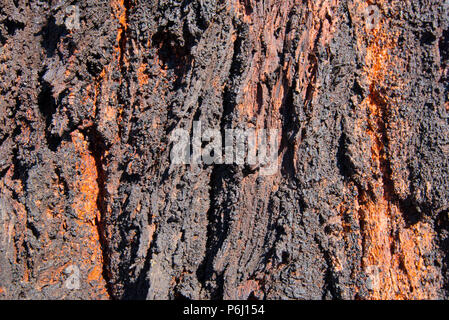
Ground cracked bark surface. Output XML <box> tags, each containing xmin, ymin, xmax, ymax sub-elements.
<box><xmin>0</xmin><ymin>0</ymin><xmax>448</xmax><ymax>300</ymax></box>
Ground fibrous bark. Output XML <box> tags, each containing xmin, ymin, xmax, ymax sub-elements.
<box><xmin>0</xmin><ymin>0</ymin><xmax>448</xmax><ymax>300</ymax></box>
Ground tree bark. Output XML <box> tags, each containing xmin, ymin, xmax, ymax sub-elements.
<box><xmin>0</xmin><ymin>0</ymin><xmax>448</xmax><ymax>299</ymax></box>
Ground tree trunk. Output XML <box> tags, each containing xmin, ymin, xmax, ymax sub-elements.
<box><xmin>0</xmin><ymin>0</ymin><xmax>448</xmax><ymax>300</ymax></box>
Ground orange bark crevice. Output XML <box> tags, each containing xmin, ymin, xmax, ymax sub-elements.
<box><xmin>111</xmin><ymin>0</ymin><xmax>131</xmax><ymax>70</ymax></box>
<box><xmin>70</xmin><ymin>130</ymin><xmax>109</xmax><ymax>298</ymax></box>
<box><xmin>351</xmin><ymin>2</ymin><xmax>440</xmax><ymax>299</ymax></box>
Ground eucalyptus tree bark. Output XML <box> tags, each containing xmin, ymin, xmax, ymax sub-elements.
<box><xmin>0</xmin><ymin>0</ymin><xmax>448</xmax><ymax>299</ymax></box>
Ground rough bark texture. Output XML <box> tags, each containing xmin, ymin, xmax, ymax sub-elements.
<box><xmin>0</xmin><ymin>0</ymin><xmax>448</xmax><ymax>300</ymax></box>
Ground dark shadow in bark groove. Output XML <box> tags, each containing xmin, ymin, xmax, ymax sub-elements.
<box><xmin>196</xmin><ymin>164</ymin><xmax>235</xmax><ymax>299</ymax></box>
<box><xmin>37</xmin><ymin>16</ymin><xmax>68</xmax><ymax>58</ymax></box>
<box><xmin>279</xmin><ymin>83</ymin><xmax>299</xmax><ymax>180</ymax></box>
<box><xmin>337</xmin><ymin>131</ymin><xmax>354</xmax><ymax>179</ymax></box>
<box><xmin>37</xmin><ymin>71</ymin><xmax>62</xmax><ymax>152</ymax></box>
